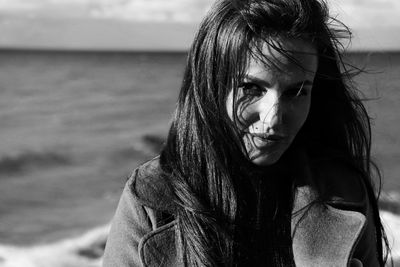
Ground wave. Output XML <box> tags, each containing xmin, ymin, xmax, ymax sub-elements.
<box><xmin>107</xmin><ymin>134</ymin><xmax>165</xmax><ymax>165</ymax></box>
<box><xmin>141</xmin><ymin>134</ymin><xmax>165</xmax><ymax>153</ymax></box>
<box><xmin>381</xmin><ymin>210</ymin><xmax>400</xmax><ymax>263</ymax></box>
<box><xmin>0</xmin><ymin>225</ymin><xmax>109</xmax><ymax>267</ymax></box>
<box><xmin>124</xmin><ymin>134</ymin><xmax>165</xmax><ymax>158</ymax></box>
<box><xmin>0</xmin><ymin>151</ymin><xmax>72</xmax><ymax>176</ymax></box>
<box><xmin>380</xmin><ymin>191</ymin><xmax>400</xmax><ymax>214</ymax></box>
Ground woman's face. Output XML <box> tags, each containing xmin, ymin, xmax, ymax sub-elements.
<box><xmin>226</xmin><ymin>38</ymin><xmax>318</xmax><ymax>166</ymax></box>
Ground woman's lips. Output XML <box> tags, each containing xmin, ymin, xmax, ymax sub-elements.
<box><xmin>248</xmin><ymin>133</ymin><xmax>288</xmax><ymax>148</ymax></box>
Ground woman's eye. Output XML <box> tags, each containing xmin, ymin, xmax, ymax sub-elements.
<box><xmin>240</xmin><ymin>82</ymin><xmax>265</xmax><ymax>97</ymax></box>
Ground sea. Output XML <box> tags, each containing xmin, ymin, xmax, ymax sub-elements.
<box><xmin>0</xmin><ymin>50</ymin><xmax>399</xmax><ymax>248</ymax></box>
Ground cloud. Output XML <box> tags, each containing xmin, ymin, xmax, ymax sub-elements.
<box><xmin>329</xmin><ymin>0</ymin><xmax>400</xmax><ymax>27</ymax></box>
<box><xmin>0</xmin><ymin>0</ymin><xmax>39</xmax><ymax>10</ymax></box>
<box><xmin>89</xmin><ymin>0</ymin><xmax>213</xmax><ymax>22</ymax></box>
<box><xmin>0</xmin><ymin>0</ymin><xmax>92</xmax><ymax>18</ymax></box>
<box><xmin>0</xmin><ymin>0</ymin><xmax>214</xmax><ymax>22</ymax></box>
<box><xmin>0</xmin><ymin>0</ymin><xmax>398</xmax><ymax>26</ymax></box>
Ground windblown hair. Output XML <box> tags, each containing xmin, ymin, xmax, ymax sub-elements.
<box><xmin>160</xmin><ymin>0</ymin><xmax>389</xmax><ymax>265</ymax></box>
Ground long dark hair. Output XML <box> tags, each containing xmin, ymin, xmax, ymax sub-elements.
<box><xmin>160</xmin><ymin>0</ymin><xmax>389</xmax><ymax>265</ymax></box>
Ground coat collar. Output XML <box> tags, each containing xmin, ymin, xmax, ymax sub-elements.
<box><xmin>291</xmin><ymin>186</ymin><xmax>366</xmax><ymax>267</ymax></box>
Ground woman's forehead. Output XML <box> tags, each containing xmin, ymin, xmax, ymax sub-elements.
<box><xmin>244</xmin><ymin>38</ymin><xmax>318</xmax><ymax>83</ymax></box>
<box><xmin>245</xmin><ymin>38</ymin><xmax>318</xmax><ymax>75</ymax></box>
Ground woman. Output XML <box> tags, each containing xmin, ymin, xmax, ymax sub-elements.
<box><xmin>103</xmin><ymin>0</ymin><xmax>389</xmax><ymax>266</ymax></box>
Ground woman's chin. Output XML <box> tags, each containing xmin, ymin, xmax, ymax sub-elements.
<box><xmin>249</xmin><ymin>151</ymin><xmax>283</xmax><ymax>166</ymax></box>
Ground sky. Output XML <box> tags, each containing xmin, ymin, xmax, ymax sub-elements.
<box><xmin>0</xmin><ymin>0</ymin><xmax>399</xmax><ymax>51</ymax></box>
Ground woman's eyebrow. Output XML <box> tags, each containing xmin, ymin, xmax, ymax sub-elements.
<box><xmin>243</xmin><ymin>76</ymin><xmax>314</xmax><ymax>89</ymax></box>
<box><xmin>243</xmin><ymin>75</ymin><xmax>271</xmax><ymax>87</ymax></box>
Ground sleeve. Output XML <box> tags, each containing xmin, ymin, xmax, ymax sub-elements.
<box><xmin>102</xmin><ymin>174</ymin><xmax>153</xmax><ymax>267</ymax></box>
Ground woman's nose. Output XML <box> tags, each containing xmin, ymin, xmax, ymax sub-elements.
<box><xmin>258</xmin><ymin>93</ymin><xmax>283</xmax><ymax>130</ymax></box>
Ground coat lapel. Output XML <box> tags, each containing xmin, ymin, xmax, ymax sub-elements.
<box><xmin>139</xmin><ymin>221</ymin><xmax>182</xmax><ymax>267</ymax></box>
<box><xmin>292</xmin><ymin>186</ymin><xmax>366</xmax><ymax>267</ymax></box>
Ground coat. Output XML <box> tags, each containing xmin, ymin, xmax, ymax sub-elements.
<box><xmin>103</xmin><ymin>156</ymin><xmax>380</xmax><ymax>267</ymax></box>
